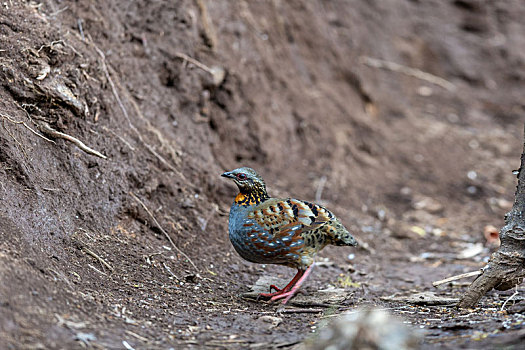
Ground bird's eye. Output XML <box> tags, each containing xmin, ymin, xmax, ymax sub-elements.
<box><xmin>237</xmin><ymin>173</ymin><xmax>247</xmax><ymax>180</ymax></box>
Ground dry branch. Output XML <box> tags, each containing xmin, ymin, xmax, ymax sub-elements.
<box><xmin>458</xmin><ymin>124</ymin><xmax>525</xmax><ymax>308</ymax></box>
<box><xmin>432</xmin><ymin>270</ymin><xmax>482</xmax><ymax>287</ymax></box>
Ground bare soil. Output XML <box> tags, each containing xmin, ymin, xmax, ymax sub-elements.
<box><xmin>1</xmin><ymin>0</ymin><xmax>524</xmax><ymax>349</ymax></box>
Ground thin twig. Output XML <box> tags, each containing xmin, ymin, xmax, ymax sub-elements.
<box><xmin>1</xmin><ymin>118</ymin><xmax>30</xmax><ymax>159</ymax></box>
<box><xmin>319</xmin><ymin>307</ymin><xmax>402</xmax><ymax>319</ymax></box>
<box><xmin>130</xmin><ymin>192</ymin><xmax>199</xmax><ymax>273</ymax></box>
<box><xmin>94</xmin><ymin>46</ymin><xmax>138</xmax><ymax>134</ymax></box>
<box><xmin>83</xmin><ymin>247</ymin><xmax>114</xmax><ymax>271</ymax></box>
<box><xmin>360</xmin><ymin>56</ymin><xmax>456</xmax><ymax>92</ymax></box>
<box><xmin>39</xmin><ymin>122</ymin><xmax>107</xmax><ymax>159</ymax></box>
<box><xmin>174</xmin><ymin>52</ymin><xmax>213</xmax><ymax>74</ymax></box>
<box><xmin>48</xmin><ymin>6</ymin><xmax>69</xmax><ymax>17</ymax></box>
<box><xmin>432</xmin><ymin>270</ymin><xmax>482</xmax><ymax>287</ymax></box>
<box><xmin>143</xmin><ymin>143</ymin><xmax>179</xmax><ymax>173</ymax></box>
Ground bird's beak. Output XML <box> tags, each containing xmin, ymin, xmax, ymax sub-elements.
<box><xmin>221</xmin><ymin>171</ymin><xmax>234</xmax><ymax>179</ymax></box>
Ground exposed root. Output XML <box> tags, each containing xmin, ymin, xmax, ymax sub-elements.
<box><xmin>38</xmin><ymin>122</ymin><xmax>107</xmax><ymax>159</ymax></box>
<box><xmin>94</xmin><ymin>44</ymin><xmax>185</xmax><ymax>177</ymax></box>
<box><xmin>0</xmin><ymin>112</ymin><xmax>54</xmax><ymax>143</ymax></box>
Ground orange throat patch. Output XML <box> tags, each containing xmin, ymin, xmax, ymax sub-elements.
<box><xmin>235</xmin><ymin>193</ymin><xmax>246</xmax><ymax>203</ymax></box>
<box><xmin>235</xmin><ymin>192</ymin><xmax>263</xmax><ymax>206</ymax></box>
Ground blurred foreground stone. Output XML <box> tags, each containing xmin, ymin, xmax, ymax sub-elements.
<box><xmin>298</xmin><ymin>308</ymin><xmax>421</xmax><ymax>350</ymax></box>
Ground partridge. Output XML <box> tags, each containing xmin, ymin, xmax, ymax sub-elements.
<box><xmin>222</xmin><ymin>167</ymin><xmax>357</xmax><ymax>304</ymax></box>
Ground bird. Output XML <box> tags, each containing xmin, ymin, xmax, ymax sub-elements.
<box><xmin>221</xmin><ymin>167</ymin><xmax>357</xmax><ymax>304</ymax></box>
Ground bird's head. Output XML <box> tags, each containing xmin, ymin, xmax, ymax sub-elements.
<box><xmin>221</xmin><ymin>167</ymin><xmax>266</xmax><ymax>195</ymax></box>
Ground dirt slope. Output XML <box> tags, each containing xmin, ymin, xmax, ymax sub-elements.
<box><xmin>1</xmin><ymin>0</ymin><xmax>524</xmax><ymax>349</ymax></box>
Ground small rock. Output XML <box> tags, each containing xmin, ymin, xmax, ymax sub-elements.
<box><xmin>417</xmin><ymin>85</ymin><xmax>433</xmax><ymax>96</ymax></box>
<box><xmin>210</xmin><ymin>66</ymin><xmax>226</xmax><ymax>86</ymax></box>
<box><xmin>457</xmin><ymin>242</ymin><xmax>484</xmax><ymax>259</ymax></box>
<box><xmin>391</xmin><ymin>222</ymin><xmax>425</xmax><ymax>239</ymax></box>
<box><xmin>256</xmin><ymin>315</ymin><xmax>282</xmax><ymax>330</ymax></box>
<box><xmin>412</xmin><ymin>196</ymin><xmax>443</xmax><ymax>214</ymax></box>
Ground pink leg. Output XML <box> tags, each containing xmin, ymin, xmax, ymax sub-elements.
<box><xmin>259</xmin><ymin>270</ymin><xmax>304</xmax><ymax>299</ymax></box>
<box><xmin>271</xmin><ymin>264</ymin><xmax>314</xmax><ymax>304</ymax></box>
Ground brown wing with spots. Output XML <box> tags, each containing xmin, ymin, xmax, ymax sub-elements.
<box><xmin>252</xmin><ymin>198</ymin><xmax>357</xmax><ymax>247</ymax></box>
<box><xmin>248</xmin><ymin>198</ymin><xmax>332</xmax><ymax>234</ymax></box>
<box><xmin>242</xmin><ymin>198</ymin><xmax>356</xmax><ymax>268</ymax></box>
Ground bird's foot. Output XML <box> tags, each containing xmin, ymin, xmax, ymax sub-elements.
<box><xmin>259</xmin><ymin>289</ymin><xmax>285</xmax><ymax>300</ymax></box>
<box><xmin>269</xmin><ymin>290</ymin><xmax>297</xmax><ymax>304</ymax></box>
<box><xmin>258</xmin><ymin>291</ymin><xmax>281</xmax><ymax>299</ymax></box>
<box><xmin>258</xmin><ymin>283</ymin><xmax>289</xmax><ymax>299</ymax></box>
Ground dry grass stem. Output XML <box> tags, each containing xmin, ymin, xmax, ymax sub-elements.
<box><xmin>163</xmin><ymin>262</ymin><xmax>181</xmax><ymax>281</ymax></box>
<box><xmin>87</xmin><ymin>263</ymin><xmax>107</xmax><ymax>276</ymax></box>
<box><xmin>360</xmin><ymin>56</ymin><xmax>456</xmax><ymax>92</ymax></box>
<box><xmin>130</xmin><ymin>192</ymin><xmax>199</xmax><ymax>273</ymax></box>
<box><xmin>102</xmin><ymin>126</ymin><xmax>135</xmax><ymax>151</ymax></box>
<box><xmin>95</xmin><ymin>44</ymin><xmax>185</xmax><ymax>179</ymax></box>
<box><xmin>278</xmin><ymin>308</ymin><xmax>323</xmax><ymax>314</ymax></box>
<box><xmin>83</xmin><ymin>247</ymin><xmax>114</xmax><ymax>271</ymax></box>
